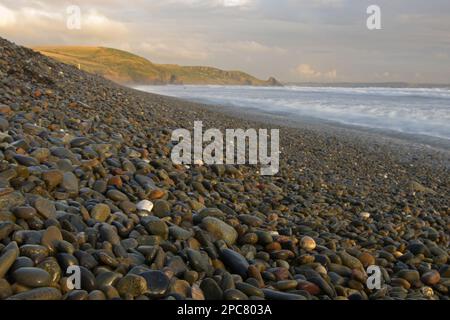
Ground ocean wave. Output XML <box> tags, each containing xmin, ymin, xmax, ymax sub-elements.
<box><xmin>135</xmin><ymin>85</ymin><xmax>450</xmax><ymax>140</ymax></box>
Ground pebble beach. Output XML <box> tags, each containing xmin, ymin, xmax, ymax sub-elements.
<box><xmin>0</xmin><ymin>37</ymin><xmax>449</xmax><ymax>300</ymax></box>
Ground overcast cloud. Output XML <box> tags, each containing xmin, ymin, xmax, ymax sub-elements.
<box><xmin>0</xmin><ymin>0</ymin><xmax>449</xmax><ymax>83</ymax></box>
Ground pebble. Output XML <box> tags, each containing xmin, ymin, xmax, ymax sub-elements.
<box><xmin>0</xmin><ymin>249</ymin><xmax>18</xmax><ymax>278</ymax></box>
<box><xmin>261</xmin><ymin>289</ymin><xmax>306</xmax><ymax>300</ymax></box>
<box><xmin>186</xmin><ymin>249</ymin><xmax>213</xmax><ymax>276</ymax></box>
<box><xmin>143</xmin><ymin>217</ymin><xmax>168</xmax><ymax>239</ymax></box>
<box><xmin>13</xmin><ymin>267</ymin><xmax>52</xmax><ymax>287</ymax></box>
<box><xmin>0</xmin><ymin>222</ymin><xmax>14</xmax><ymax>241</ymax></box>
<box><xmin>91</xmin><ymin>203</ymin><xmax>111</xmax><ymax>222</ymax></box>
<box><xmin>13</xmin><ymin>207</ymin><xmax>37</xmax><ymax>220</ymax></box>
<box><xmin>152</xmin><ymin>200</ymin><xmax>171</xmax><ymax>218</ymax></box>
<box><xmin>224</xmin><ymin>289</ymin><xmax>248</xmax><ymax>300</ymax></box>
<box><xmin>200</xmin><ymin>278</ymin><xmax>223</xmax><ymax>300</ymax></box>
<box><xmin>141</xmin><ymin>270</ymin><xmax>170</xmax><ymax>297</ymax></box>
<box><xmin>235</xmin><ymin>282</ymin><xmax>264</xmax><ymax>298</ymax></box>
<box><xmin>116</xmin><ymin>274</ymin><xmax>148</xmax><ymax>298</ymax></box>
<box><xmin>300</xmin><ymin>236</ymin><xmax>316</xmax><ymax>251</ymax></box>
<box><xmin>0</xmin><ymin>191</ymin><xmax>25</xmax><ymax>210</ymax></box>
<box><xmin>201</xmin><ymin>217</ymin><xmax>238</xmax><ymax>246</ymax></box>
<box><xmin>421</xmin><ymin>270</ymin><xmax>440</xmax><ymax>286</ymax></box>
<box><xmin>0</xmin><ymin>279</ymin><xmax>12</xmax><ymax>299</ymax></box>
<box><xmin>33</xmin><ymin>198</ymin><xmax>56</xmax><ymax>219</ymax></box>
<box><xmin>136</xmin><ymin>200</ymin><xmax>154</xmax><ymax>212</ymax></box>
<box><xmin>169</xmin><ymin>225</ymin><xmax>193</xmax><ymax>241</ymax></box>
<box><xmin>61</xmin><ymin>172</ymin><xmax>79</xmax><ymax>193</ymax></box>
<box><xmin>198</xmin><ymin>208</ymin><xmax>225</xmax><ymax>219</ymax></box>
<box><xmin>397</xmin><ymin>270</ymin><xmax>420</xmax><ymax>283</ymax></box>
<box><xmin>7</xmin><ymin>287</ymin><xmax>62</xmax><ymax>300</ymax></box>
<box><xmin>360</xmin><ymin>212</ymin><xmax>371</xmax><ymax>219</ymax></box>
<box><xmin>41</xmin><ymin>226</ymin><xmax>63</xmax><ymax>251</ymax></box>
<box><xmin>220</xmin><ymin>248</ymin><xmax>249</xmax><ymax>279</ymax></box>
<box><xmin>107</xmin><ymin>190</ymin><xmax>129</xmax><ymax>202</ymax></box>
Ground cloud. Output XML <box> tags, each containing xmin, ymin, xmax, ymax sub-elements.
<box><xmin>138</xmin><ymin>40</ymin><xmax>209</xmax><ymax>61</ymax></box>
<box><xmin>223</xmin><ymin>0</ymin><xmax>253</xmax><ymax>7</ymax></box>
<box><xmin>220</xmin><ymin>41</ymin><xmax>286</xmax><ymax>54</ymax></box>
<box><xmin>294</xmin><ymin>64</ymin><xmax>337</xmax><ymax>80</ymax></box>
<box><xmin>0</xmin><ymin>4</ymin><xmax>128</xmax><ymax>44</ymax></box>
<box><xmin>82</xmin><ymin>10</ymin><xmax>128</xmax><ymax>37</ymax></box>
<box><xmin>1</xmin><ymin>0</ymin><xmax>450</xmax><ymax>83</ymax></box>
<box><xmin>0</xmin><ymin>4</ymin><xmax>16</xmax><ymax>27</ymax></box>
<box><xmin>310</xmin><ymin>0</ymin><xmax>344</xmax><ymax>7</ymax></box>
<box><xmin>159</xmin><ymin>0</ymin><xmax>255</xmax><ymax>8</ymax></box>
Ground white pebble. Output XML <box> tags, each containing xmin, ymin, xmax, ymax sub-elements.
<box><xmin>360</xmin><ymin>212</ymin><xmax>371</xmax><ymax>219</ymax></box>
<box><xmin>136</xmin><ymin>200</ymin><xmax>154</xmax><ymax>212</ymax></box>
<box><xmin>194</xmin><ymin>159</ymin><xmax>204</xmax><ymax>166</ymax></box>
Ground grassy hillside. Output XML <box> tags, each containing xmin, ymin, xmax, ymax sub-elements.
<box><xmin>34</xmin><ymin>46</ymin><xmax>281</xmax><ymax>86</ymax></box>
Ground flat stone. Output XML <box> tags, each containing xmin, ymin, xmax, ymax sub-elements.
<box><xmin>235</xmin><ymin>282</ymin><xmax>264</xmax><ymax>298</ymax></box>
<box><xmin>339</xmin><ymin>251</ymin><xmax>363</xmax><ymax>270</ymax></box>
<box><xmin>262</xmin><ymin>289</ymin><xmax>307</xmax><ymax>300</ymax></box>
<box><xmin>30</xmin><ymin>148</ymin><xmax>50</xmax><ymax>163</ymax></box>
<box><xmin>198</xmin><ymin>207</ymin><xmax>226</xmax><ymax>219</ymax></box>
<box><xmin>201</xmin><ymin>217</ymin><xmax>237</xmax><ymax>246</ymax></box>
<box><xmin>169</xmin><ymin>225</ymin><xmax>193</xmax><ymax>241</ymax></box>
<box><xmin>62</xmin><ymin>172</ymin><xmax>79</xmax><ymax>193</ymax></box>
<box><xmin>19</xmin><ymin>245</ymin><xmax>49</xmax><ymax>263</ymax></box>
<box><xmin>0</xmin><ymin>117</ymin><xmax>8</xmax><ymax>131</ymax></box>
<box><xmin>186</xmin><ymin>249</ymin><xmax>213</xmax><ymax>276</ymax></box>
<box><xmin>0</xmin><ymin>279</ymin><xmax>12</xmax><ymax>299</ymax></box>
<box><xmin>13</xmin><ymin>154</ymin><xmax>39</xmax><ymax>166</ymax></box>
<box><xmin>116</xmin><ymin>274</ymin><xmax>148</xmax><ymax>297</ymax></box>
<box><xmin>220</xmin><ymin>248</ymin><xmax>249</xmax><ymax>279</ymax></box>
<box><xmin>223</xmin><ymin>289</ymin><xmax>248</xmax><ymax>300</ymax></box>
<box><xmin>41</xmin><ymin>170</ymin><xmax>63</xmax><ymax>190</ymax></box>
<box><xmin>99</xmin><ymin>224</ymin><xmax>121</xmax><ymax>245</ymax></box>
<box><xmin>13</xmin><ymin>206</ymin><xmax>37</xmax><ymax>220</ymax></box>
<box><xmin>0</xmin><ymin>222</ymin><xmax>14</xmax><ymax>241</ymax></box>
<box><xmin>7</xmin><ymin>287</ymin><xmax>62</xmax><ymax>300</ymax></box>
<box><xmin>0</xmin><ymin>248</ymin><xmax>19</xmax><ymax>278</ymax></box>
<box><xmin>0</xmin><ymin>191</ymin><xmax>25</xmax><ymax>211</ymax></box>
<box><xmin>200</xmin><ymin>278</ymin><xmax>223</xmax><ymax>300</ymax></box>
<box><xmin>107</xmin><ymin>189</ymin><xmax>129</xmax><ymax>202</ymax></box>
<box><xmin>238</xmin><ymin>214</ymin><xmax>263</xmax><ymax>227</ymax></box>
<box><xmin>70</xmin><ymin>137</ymin><xmax>93</xmax><ymax>148</ymax></box>
<box><xmin>255</xmin><ymin>231</ymin><xmax>273</xmax><ymax>245</ymax></box>
<box><xmin>166</xmin><ymin>256</ymin><xmax>188</xmax><ymax>277</ymax></box>
<box><xmin>153</xmin><ymin>200</ymin><xmax>171</xmax><ymax>218</ymax></box>
<box><xmin>91</xmin><ymin>203</ymin><xmax>111</xmax><ymax>222</ymax></box>
<box><xmin>141</xmin><ymin>270</ymin><xmax>170</xmax><ymax>298</ymax></box>
<box><xmin>143</xmin><ymin>217</ymin><xmax>168</xmax><ymax>239</ymax></box>
<box><xmin>397</xmin><ymin>270</ymin><xmax>420</xmax><ymax>283</ymax></box>
<box><xmin>41</xmin><ymin>226</ymin><xmax>63</xmax><ymax>251</ymax></box>
<box><xmin>37</xmin><ymin>258</ymin><xmax>62</xmax><ymax>285</ymax></box>
<box><xmin>93</xmin><ymin>180</ymin><xmax>107</xmax><ymax>193</ymax></box>
<box><xmin>33</xmin><ymin>197</ymin><xmax>56</xmax><ymax>219</ymax></box>
<box><xmin>421</xmin><ymin>270</ymin><xmax>440</xmax><ymax>286</ymax></box>
<box><xmin>13</xmin><ymin>267</ymin><xmax>52</xmax><ymax>287</ymax></box>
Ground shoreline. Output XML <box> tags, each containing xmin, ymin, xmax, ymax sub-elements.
<box><xmin>131</xmin><ymin>86</ymin><xmax>450</xmax><ymax>158</ymax></box>
<box><xmin>130</xmin><ymin>88</ymin><xmax>450</xmax><ymax>169</ymax></box>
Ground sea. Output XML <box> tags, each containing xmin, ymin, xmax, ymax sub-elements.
<box><xmin>134</xmin><ymin>85</ymin><xmax>450</xmax><ymax>141</ymax></box>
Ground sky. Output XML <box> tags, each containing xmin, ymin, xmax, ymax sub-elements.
<box><xmin>0</xmin><ymin>0</ymin><xmax>449</xmax><ymax>83</ymax></box>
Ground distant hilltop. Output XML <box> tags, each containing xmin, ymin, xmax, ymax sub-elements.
<box><xmin>33</xmin><ymin>46</ymin><xmax>283</xmax><ymax>87</ymax></box>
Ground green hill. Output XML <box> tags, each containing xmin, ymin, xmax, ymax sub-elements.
<box><xmin>33</xmin><ymin>46</ymin><xmax>282</xmax><ymax>86</ymax></box>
